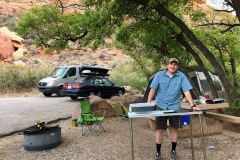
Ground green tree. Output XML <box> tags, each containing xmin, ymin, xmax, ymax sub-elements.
<box><xmin>14</xmin><ymin>0</ymin><xmax>240</xmax><ymax>105</ymax></box>
<box><xmin>15</xmin><ymin>6</ymin><xmax>88</xmax><ymax>53</ymax></box>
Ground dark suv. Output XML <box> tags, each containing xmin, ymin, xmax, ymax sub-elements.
<box><xmin>63</xmin><ymin>67</ymin><xmax>125</xmax><ymax>99</ymax></box>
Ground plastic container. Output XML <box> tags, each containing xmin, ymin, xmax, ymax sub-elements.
<box><xmin>129</xmin><ymin>103</ymin><xmax>156</xmax><ymax>112</ymax></box>
<box><xmin>204</xmin><ymin>93</ymin><xmax>210</xmax><ymax>99</ymax></box>
<box><xmin>72</xmin><ymin>119</ymin><xmax>78</xmax><ymax>127</ymax></box>
<box><xmin>181</xmin><ymin>116</ymin><xmax>190</xmax><ymax>125</ymax></box>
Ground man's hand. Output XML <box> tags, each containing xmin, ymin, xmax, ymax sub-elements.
<box><xmin>191</xmin><ymin>105</ymin><xmax>200</xmax><ymax>111</ymax></box>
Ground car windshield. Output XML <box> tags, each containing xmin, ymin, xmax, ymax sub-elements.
<box><xmin>51</xmin><ymin>67</ymin><xmax>68</xmax><ymax>78</ymax></box>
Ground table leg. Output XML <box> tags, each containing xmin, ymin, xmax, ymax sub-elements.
<box><xmin>199</xmin><ymin>114</ymin><xmax>206</xmax><ymax>160</ymax></box>
<box><xmin>130</xmin><ymin>118</ymin><xmax>134</xmax><ymax>160</ymax></box>
<box><xmin>190</xmin><ymin>115</ymin><xmax>194</xmax><ymax>160</ymax></box>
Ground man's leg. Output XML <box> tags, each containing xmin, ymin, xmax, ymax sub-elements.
<box><xmin>156</xmin><ymin>129</ymin><xmax>164</xmax><ymax>144</ymax></box>
<box><xmin>169</xmin><ymin>116</ymin><xmax>181</xmax><ymax>160</ymax></box>
<box><xmin>169</xmin><ymin>127</ymin><xmax>178</xmax><ymax>150</ymax></box>
<box><xmin>155</xmin><ymin>116</ymin><xmax>167</xmax><ymax>160</ymax></box>
<box><xmin>155</xmin><ymin>129</ymin><xmax>163</xmax><ymax>160</ymax></box>
<box><xmin>156</xmin><ymin>129</ymin><xmax>164</xmax><ymax>150</ymax></box>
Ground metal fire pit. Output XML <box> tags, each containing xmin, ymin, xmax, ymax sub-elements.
<box><xmin>23</xmin><ymin>125</ymin><xmax>61</xmax><ymax>151</ymax></box>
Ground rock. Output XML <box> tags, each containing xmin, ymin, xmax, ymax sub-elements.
<box><xmin>0</xmin><ymin>32</ymin><xmax>14</xmax><ymax>61</ymax></box>
<box><xmin>90</xmin><ymin>96</ymin><xmax>116</xmax><ymax>118</ymax></box>
<box><xmin>193</xmin><ymin>0</ymin><xmax>206</xmax><ymax>4</ymax></box>
<box><xmin>0</xmin><ymin>27</ymin><xmax>27</xmax><ymax>62</ymax></box>
<box><xmin>12</xmin><ymin>39</ymin><xmax>24</xmax><ymax>48</ymax></box>
<box><xmin>131</xmin><ymin>94</ymin><xmax>143</xmax><ymax>103</ymax></box>
<box><xmin>110</xmin><ymin>96</ymin><xmax>122</xmax><ymax>104</ymax></box>
<box><xmin>12</xmin><ymin>60</ymin><xmax>26</xmax><ymax>66</ymax></box>
<box><xmin>124</xmin><ymin>86</ymin><xmax>132</xmax><ymax>92</ymax></box>
<box><xmin>13</xmin><ymin>48</ymin><xmax>27</xmax><ymax>60</ymax></box>
<box><xmin>110</xmin><ymin>93</ymin><xmax>143</xmax><ymax>109</ymax></box>
<box><xmin>0</xmin><ymin>27</ymin><xmax>24</xmax><ymax>43</ymax></box>
<box><xmin>121</xmin><ymin>93</ymin><xmax>133</xmax><ymax>109</ymax></box>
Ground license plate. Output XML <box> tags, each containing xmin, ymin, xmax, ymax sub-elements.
<box><xmin>67</xmin><ymin>86</ymin><xmax>72</xmax><ymax>89</ymax></box>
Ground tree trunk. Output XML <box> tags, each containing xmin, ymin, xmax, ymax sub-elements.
<box><xmin>231</xmin><ymin>1</ymin><xmax>240</xmax><ymax>22</ymax></box>
<box><xmin>128</xmin><ymin>0</ymin><xmax>238</xmax><ymax>101</ymax></box>
<box><xmin>154</xmin><ymin>3</ymin><xmax>237</xmax><ymax>102</ymax></box>
<box><xmin>175</xmin><ymin>33</ymin><xmax>219</xmax><ymax>98</ymax></box>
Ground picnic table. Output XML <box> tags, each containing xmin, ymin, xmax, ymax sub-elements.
<box><xmin>147</xmin><ymin>102</ymin><xmax>240</xmax><ymax>137</ymax></box>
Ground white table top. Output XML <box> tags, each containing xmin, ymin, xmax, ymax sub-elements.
<box><xmin>128</xmin><ymin>110</ymin><xmax>203</xmax><ymax>118</ymax></box>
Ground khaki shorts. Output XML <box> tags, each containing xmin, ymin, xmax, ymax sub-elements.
<box><xmin>155</xmin><ymin>107</ymin><xmax>182</xmax><ymax>130</ymax></box>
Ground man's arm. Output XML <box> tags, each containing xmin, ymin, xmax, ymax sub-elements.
<box><xmin>184</xmin><ymin>90</ymin><xmax>200</xmax><ymax>110</ymax></box>
<box><xmin>147</xmin><ymin>88</ymin><xmax>156</xmax><ymax>103</ymax></box>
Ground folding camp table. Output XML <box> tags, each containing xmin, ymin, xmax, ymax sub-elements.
<box><xmin>128</xmin><ymin>103</ymin><xmax>206</xmax><ymax>160</ymax></box>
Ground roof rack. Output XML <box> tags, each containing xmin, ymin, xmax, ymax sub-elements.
<box><xmin>80</xmin><ymin>73</ymin><xmax>110</xmax><ymax>77</ymax></box>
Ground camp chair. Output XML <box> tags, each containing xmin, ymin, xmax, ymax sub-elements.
<box><xmin>77</xmin><ymin>99</ymin><xmax>106</xmax><ymax>136</ymax></box>
<box><xmin>111</xmin><ymin>103</ymin><xmax>129</xmax><ymax>120</ymax></box>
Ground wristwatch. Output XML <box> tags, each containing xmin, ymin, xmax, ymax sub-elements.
<box><xmin>191</xmin><ymin>105</ymin><xmax>196</xmax><ymax>109</ymax></box>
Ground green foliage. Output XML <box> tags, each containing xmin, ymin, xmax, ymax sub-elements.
<box><xmin>14</xmin><ymin>6</ymin><xmax>87</xmax><ymax>53</ymax></box>
<box><xmin>194</xmin><ymin>28</ymin><xmax>240</xmax><ymax>86</ymax></box>
<box><xmin>230</xmin><ymin>98</ymin><xmax>240</xmax><ymax>109</ymax></box>
<box><xmin>228</xmin><ymin>99</ymin><xmax>240</xmax><ymax>116</ymax></box>
<box><xmin>13</xmin><ymin>0</ymin><xmax>240</xmax><ymax>104</ymax></box>
<box><xmin>190</xmin><ymin>10</ymin><xmax>206</xmax><ymax>22</ymax></box>
<box><xmin>0</xmin><ymin>65</ymin><xmax>51</xmax><ymax>93</ymax></box>
<box><xmin>0</xmin><ymin>60</ymin><xmax>152</xmax><ymax>95</ymax></box>
<box><xmin>109</xmin><ymin>60</ymin><xmax>151</xmax><ymax>93</ymax></box>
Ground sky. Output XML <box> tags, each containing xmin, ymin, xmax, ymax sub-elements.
<box><xmin>207</xmin><ymin>0</ymin><xmax>233</xmax><ymax>11</ymax></box>
<box><xmin>206</xmin><ymin>0</ymin><xmax>235</xmax><ymax>15</ymax></box>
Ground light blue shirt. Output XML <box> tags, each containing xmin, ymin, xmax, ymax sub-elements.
<box><xmin>150</xmin><ymin>70</ymin><xmax>192</xmax><ymax>110</ymax></box>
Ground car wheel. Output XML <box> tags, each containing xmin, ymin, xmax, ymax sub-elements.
<box><xmin>89</xmin><ymin>91</ymin><xmax>95</xmax><ymax>96</ymax></box>
<box><xmin>70</xmin><ymin>96</ymin><xmax>78</xmax><ymax>100</ymax></box>
<box><xmin>43</xmin><ymin>93</ymin><xmax>52</xmax><ymax>97</ymax></box>
<box><xmin>56</xmin><ymin>86</ymin><xmax>65</xmax><ymax>97</ymax></box>
<box><xmin>118</xmin><ymin>90</ymin><xmax>123</xmax><ymax>95</ymax></box>
<box><xmin>97</xmin><ymin>92</ymin><xmax>102</xmax><ymax>97</ymax></box>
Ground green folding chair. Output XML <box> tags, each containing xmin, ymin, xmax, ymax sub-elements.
<box><xmin>77</xmin><ymin>99</ymin><xmax>106</xmax><ymax>136</ymax></box>
<box><xmin>111</xmin><ymin>103</ymin><xmax>129</xmax><ymax>121</ymax></box>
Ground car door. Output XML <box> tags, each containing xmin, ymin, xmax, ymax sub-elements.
<box><xmin>101</xmin><ymin>78</ymin><xmax>117</xmax><ymax>96</ymax></box>
<box><xmin>93</xmin><ymin>78</ymin><xmax>107</xmax><ymax>96</ymax></box>
<box><xmin>62</xmin><ymin>67</ymin><xmax>78</xmax><ymax>83</ymax></box>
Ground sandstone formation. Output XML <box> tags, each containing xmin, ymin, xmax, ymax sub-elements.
<box><xmin>0</xmin><ymin>27</ymin><xmax>27</xmax><ymax>62</ymax></box>
<box><xmin>71</xmin><ymin>93</ymin><xmax>143</xmax><ymax>119</ymax></box>
<box><xmin>0</xmin><ymin>32</ymin><xmax>15</xmax><ymax>61</ymax></box>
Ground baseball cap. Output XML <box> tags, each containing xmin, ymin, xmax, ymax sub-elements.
<box><xmin>169</xmin><ymin>58</ymin><xmax>178</xmax><ymax>64</ymax></box>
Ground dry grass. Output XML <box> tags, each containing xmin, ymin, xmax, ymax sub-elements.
<box><xmin>0</xmin><ymin>88</ymin><xmax>41</xmax><ymax>98</ymax></box>
<box><xmin>0</xmin><ymin>117</ymin><xmax>240</xmax><ymax>160</ymax></box>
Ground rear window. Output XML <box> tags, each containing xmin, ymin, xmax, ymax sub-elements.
<box><xmin>76</xmin><ymin>77</ymin><xmax>90</xmax><ymax>83</ymax></box>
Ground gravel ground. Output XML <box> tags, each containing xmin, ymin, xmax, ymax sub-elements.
<box><xmin>0</xmin><ymin>117</ymin><xmax>240</xmax><ymax>160</ymax></box>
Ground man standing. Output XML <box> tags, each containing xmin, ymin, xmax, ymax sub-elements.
<box><xmin>147</xmin><ymin>58</ymin><xmax>199</xmax><ymax>160</ymax></box>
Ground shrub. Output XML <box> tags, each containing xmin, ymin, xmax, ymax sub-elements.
<box><xmin>109</xmin><ymin>60</ymin><xmax>148</xmax><ymax>93</ymax></box>
<box><xmin>0</xmin><ymin>65</ymin><xmax>51</xmax><ymax>94</ymax></box>
<box><xmin>0</xmin><ymin>14</ymin><xmax>16</xmax><ymax>29</ymax></box>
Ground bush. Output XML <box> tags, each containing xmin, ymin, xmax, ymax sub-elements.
<box><xmin>0</xmin><ymin>60</ymin><xmax>151</xmax><ymax>95</ymax></box>
<box><xmin>0</xmin><ymin>65</ymin><xmax>51</xmax><ymax>93</ymax></box>
<box><xmin>0</xmin><ymin>14</ymin><xmax>16</xmax><ymax>29</ymax></box>
<box><xmin>109</xmin><ymin>60</ymin><xmax>148</xmax><ymax>93</ymax></box>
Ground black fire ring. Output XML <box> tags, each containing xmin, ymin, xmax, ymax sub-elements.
<box><xmin>23</xmin><ymin>125</ymin><xmax>62</xmax><ymax>151</ymax></box>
